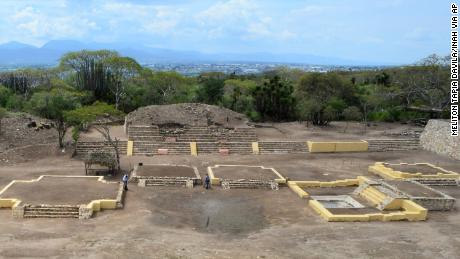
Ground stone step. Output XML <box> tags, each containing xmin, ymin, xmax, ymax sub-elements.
<box><xmin>24</xmin><ymin>210</ymin><xmax>79</xmax><ymax>215</ymax></box>
<box><xmin>134</xmin><ymin>152</ymin><xmax>190</xmax><ymax>155</ymax></box>
<box><xmin>129</xmin><ymin>129</ymin><xmax>159</xmax><ymax>132</ymax></box>
<box><xmin>130</xmin><ymin>136</ymin><xmax>164</xmax><ymax>140</ymax></box>
<box><xmin>177</xmin><ymin>138</ymin><xmax>217</xmax><ymax>142</ymax></box>
<box><xmin>145</xmin><ymin>181</ymin><xmax>187</xmax><ymax>186</ymax></box>
<box><xmin>411</xmin><ymin>179</ymin><xmax>459</xmax><ymax>186</ymax></box>
<box><xmin>222</xmin><ymin>180</ymin><xmax>278</xmax><ymax>190</ymax></box>
<box><xmin>145</xmin><ymin>179</ymin><xmax>187</xmax><ymax>184</ymax></box>
<box><xmin>366</xmin><ymin>138</ymin><xmax>420</xmax><ymax>152</ymax></box>
<box><xmin>24</xmin><ymin>214</ymin><xmax>79</xmax><ymax>218</ymax></box>
<box><xmin>25</xmin><ymin>207</ymin><xmax>79</xmax><ymax>211</ymax></box>
<box><xmin>24</xmin><ymin>205</ymin><xmax>80</xmax><ymax>218</ymax></box>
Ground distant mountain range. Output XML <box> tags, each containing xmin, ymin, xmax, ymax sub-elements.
<box><xmin>0</xmin><ymin>40</ymin><xmax>385</xmax><ymax>66</ymax></box>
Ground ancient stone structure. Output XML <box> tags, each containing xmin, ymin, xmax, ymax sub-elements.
<box><xmin>366</xmin><ymin>138</ymin><xmax>420</xmax><ymax>152</ymax></box>
<box><xmin>420</xmin><ymin>119</ymin><xmax>460</xmax><ymax>160</ymax></box>
<box><xmin>1</xmin><ymin>176</ymin><xmax>124</xmax><ymax>219</ymax></box>
<box><xmin>377</xmin><ymin>180</ymin><xmax>456</xmax><ymax>211</ymax></box>
<box><xmin>221</xmin><ymin>179</ymin><xmax>279</xmax><ymax>190</ymax></box>
<box><xmin>76</xmin><ymin>141</ymin><xmax>127</xmax><ymax>156</ymax></box>
<box><xmin>131</xmin><ymin>164</ymin><xmax>201</xmax><ymax>188</ymax></box>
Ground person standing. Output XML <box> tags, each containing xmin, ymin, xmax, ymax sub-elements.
<box><xmin>122</xmin><ymin>174</ymin><xmax>129</xmax><ymax>191</ymax></box>
<box><xmin>204</xmin><ymin>174</ymin><xmax>210</xmax><ymax>189</ymax></box>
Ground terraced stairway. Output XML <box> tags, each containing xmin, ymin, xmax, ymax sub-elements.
<box><xmin>76</xmin><ymin>141</ymin><xmax>127</xmax><ymax>156</ymax></box>
<box><xmin>356</xmin><ymin>184</ymin><xmax>401</xmax><ymax>211</ymax></box>
<box><xmin>358</xmin><ymin>186</ymin><xmax>387</xmax><ymax>208</ymax></box>
<box><xmin>23</xmin><ymin>205</ymin><xmax>80</xmax><ymax>218</ymax></box>
<box><xmin>165</xmin><ymin>126</ymin><xmax>258</xmax><ymax>142</ymax></box>
<box><xmin>133</xmin><ymin>142</ymin><xmax>191</xmax><ymax>155</ymax></box>
<box><xmin>259</xmin><ymin>141</ymin><xmax>308</xmax><ymax>154</ymax></box>
<box><xmin>221</xmin><ymin>179</ymin><xmax>279</xmax><ymax>190</ymax></box>
<box><xmin>164</xmin><ymin>126</ymin><xmax>216</xmax><ymax>142</ymax></box>
<box><xmin>366</xmin><ymin>138</ymin><xmax>420</xmax><ymax>152</ymax></box>
<box><xmin>196</xmin><ymin>142</ymin><xmax>253</xmax><ymax>154</ymax></box>
<box><xmin>226</xmin><ymin>128</ymin><xmax>258</xmax><ymax>142</ymax></box>
<box><xmin>128</xmin><ymin>125</ymin><xmax>163</xmax><ymax>142</ymax></box>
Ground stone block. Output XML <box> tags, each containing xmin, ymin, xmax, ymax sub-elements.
<box><xmin>185</xmin><ymin>179</ymin><xmax>194</xmax><ymax>188</ymax></box>
<box><xmin>165</xmin><ymin>137</ymin><xmax>176</xmax><ymax>142</ymax></box>
<box><xmin>158</xmin><ymin>149</ymin><xmax>169</xmax><ymax>155</ymax></box>
<box><xmin>12</xmin><ymin>203</ymin><xmax>24</xmax><ymax>219</ymax></box>
<box><xmin>78</xmin><ymin>205</ymin><xmax>93</xmax><ymax>219</ymax></box>
<box><xmin>138</xmin><ymin>179</ymin><xmax>146</xmax><ymax>187</ymax></box>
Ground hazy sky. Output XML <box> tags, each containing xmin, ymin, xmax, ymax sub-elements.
<box><xmin>0</xmin><ymin>0</ymin><xmax>451</xmax><ymax>63</ymax></box>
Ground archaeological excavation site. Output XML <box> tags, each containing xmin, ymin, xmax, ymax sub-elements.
<box><xmin>1</xmin><ymin>104</ymin><xmax>459</xmax><ymax>258</ymax></box>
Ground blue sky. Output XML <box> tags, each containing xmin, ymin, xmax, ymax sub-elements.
<box><xmin>0</xmin><ymin>0</ymin><xmax>451</xmax><ymax>63</ymax></box>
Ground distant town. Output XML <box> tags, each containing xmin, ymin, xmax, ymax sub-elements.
<box><xmin>0</xmin><ymin>62</ymin><xmax>386</xmax><ymax>76</ymax></box>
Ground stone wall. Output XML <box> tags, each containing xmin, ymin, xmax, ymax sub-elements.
<box><xmin>420</xmin><ymin>120</ymin><xmax>460</xmax><ymax>160</ymax></box>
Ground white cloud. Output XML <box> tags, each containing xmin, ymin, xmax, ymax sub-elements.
<box><xmin>195</xmin><ymin>0</ymin><xmax>280</xmax><ymax>41</ymax></box>
<box><xmin>196</xmin><ymin>0</ymin><xmax>255</xmax><ymax>23</ymax></box>
<box><xmin>101</xmin><ymin>1</ymin><xmax>183</xmax><ymax>36</ymax></box>
<box><xmin>9</xmin><ymin>6</ymin><xmax>97</xmax><ymax>40</ymax></box>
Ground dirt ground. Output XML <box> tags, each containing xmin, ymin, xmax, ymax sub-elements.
<box><xmin>211</xmin><ymin>166</ymin><xmax>278</xmax><ymax>181</ymax></box>
<box><xmin>0</xmin><ymin>150</ymin><xmax>459</xmax><ymax>258</ymax></box>
<box><xmin>0</xmin><ymin>176</ymin><xmax>119</xmax><ymax>205</ymax></box>
<box><xmin>0</xmin><ymin>113</ymin><xmax>59</xmax><ymax>153</ymax></box>
<box><xmin>136</xmin><ymin>165</ymin><xmax>197</xmax><ymax>178</ymax></box>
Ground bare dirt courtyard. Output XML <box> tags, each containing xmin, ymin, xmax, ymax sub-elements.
<box><xmin>0</xmin><ymin>151</ymin><xmax>459</xmax><ymax>258</ymax></box>
<box><xmin>0</xmin><ymin>176</ymin><xmax>119</xmax><ymax>205</ymax></box>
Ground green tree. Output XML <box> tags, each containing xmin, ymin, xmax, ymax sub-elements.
<box><xmin>59</xmin><ymin>50</ymin><xmax>118</xmax><ymax>101</ymax></box>
<box><xmin>0</xmin><ymin>68</ymin><xmax>50</xmax><ymax>98</ymax></box>
<box><xmin>105</xmin><ymin>56</ymin><xmax>141</xmax><ymax>110</ymax></box>
<box><xmin>65</xmin><ymin>102</ymin><xmax>125</xmax><ymax>171</ymax></box>
<box><xmin>196</xmin><ymin>72</ymin><xmax>226</xmax><ymax>104</ymax></box>
<box><xmin>0</xmin><ymin>85</ymin><xmax>12</xmax><ymax>107</ymax></box>
<box><xmin>296</xmin><ymin>72</ymin><xmax>354</xmax><ymax>125</ymax></box>
<box><xmin>253</xmin><ymin>75</ymin><xmax>295</xmax><ymax>121</ymax></box>
<box><xmin>149</xmin><ymin>71</ymin><xmax>190</xmax><ymax>104</ymax></box>
<box><xmin>27</xmin><ymin>89</ymin><xmax>82</xmax><ymax>148</ymax></box>
<box><xmin>222</xmin><ymin>79</ymin><xmax>256</xmax><ymax>114</ymax></box>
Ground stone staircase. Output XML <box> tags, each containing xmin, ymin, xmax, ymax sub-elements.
<box><xmin>355</xmin><ymin>182</ymin><xmax>402</xmax><ymax>211</ymax></box>
<box><xmin>23</xmin><ymin>205</ymin><xmax>80</xmax><ymax>218</ymax></box>
<box><xmin>259</xmin><ymin>141</ymin><xmax>308</xmax><ymax>154</ymax></box>
<box><xmin>358</xmin><ymin>186</ymin><xmax>388</xmax><ymax>208</ymax></box>
<box><xmin>128</xmin><ymin>125</ymin><xmax>163</xmax><ymax>142</ymax></box>
<box><xmin>376</xmin><ymin>196</ymin><xmax>397</xmax><ymax>211</ymax></box>
<box><xmin>226</xmin><ymin>128</ymin><xmax>258</xmax><ymax>142</ymax></box>
<box><xmin>171</xmin><ymin>126</ymin><xmax>216</xmax><ymax>142</ymax></box>
<box><xmin>366</xmin><ymin>138</ymin><xmax>420</xmax><ymax>152</ymax></box>
<box><xmin>221</xmin><ymin>179</ymin><xmax>279</xmax><ymax>190</ymax></box>
<box><xmin>132</xmin><ymin>142</ymin><xmax>191</xmax><ymax>155</ymax></box>
<box><xmin>411</xmin><ymin>178</ymin><xmax>459</xmax><ymax>186</ymax></box>
<box><xmin>76</xmin><ymin>141</ymin><xmax>127</xmax><ymax>156</ymax></box>
<box><xmin>143</xmin><ymin>177</ymin><xmax>190</xmax><ymax>187</ymax></box>
<box><xmin>196</xmin><ymin>142</ymin><xmax>253</xmax><ymax>154</ymax></box>
<box><xmin>162</xmin><ymin>126</ymin><xmax>258</xmax><ymax>142</ymax></box>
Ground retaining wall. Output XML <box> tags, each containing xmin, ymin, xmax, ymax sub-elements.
<box><xmin>420</xmin><ymin>120</ymin><xmax>460</xmax><ymax>160</ymax></box>
<box><xmin>307</xmin><ymin>141</ymin><xmax>368</xmax><ymax>153</ymax></box>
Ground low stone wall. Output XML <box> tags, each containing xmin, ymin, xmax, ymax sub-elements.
<box><xmin>307</xmin><ymin>141</ymin><xmax>368</xmax><ymax>153</ymax></box>
<box><xmin>420</xmin><ymin>120</ymin><xmax>460</xmax><ymax>160</ymax></box>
